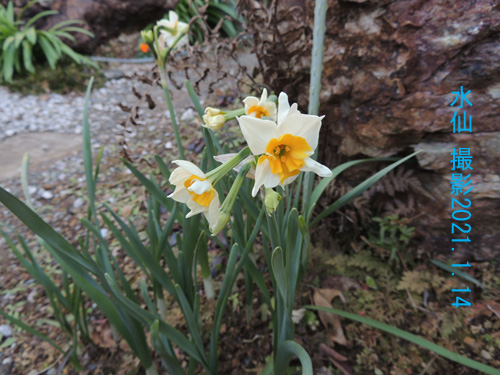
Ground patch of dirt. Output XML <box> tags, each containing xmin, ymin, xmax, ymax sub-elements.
<box><xmin>0</xmin><ymin>132</ymin><xmax>82</xmax><ymax>182</ymax></box>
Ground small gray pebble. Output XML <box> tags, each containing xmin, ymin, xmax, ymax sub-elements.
<box><xmin>0</xmin><ymin>324</ymin><xmax>12</xmax><ymax>337</ymax></box>
<box><xmin>73</xmin><ymin>197</ymin><xmax>85</xmax><ymax>208</ymax></box>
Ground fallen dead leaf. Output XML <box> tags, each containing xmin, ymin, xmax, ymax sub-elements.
<box><xmin>463</xmin><ymin>336</ymin><xmax>478</xmax><ymax>350</ymax></box>
<box><xmin>319</xmin><ymin>343</ymin><xmax>348</xmax><ymax>362</ymax></box>
<box><xmin>92</xmin><ymin>325</ymin><xmax>117</xmax><ymax>349</ymax></box>
<box><xmin>319</xmin><ymin>343</ymin><xmax>351</xmax><ymax>375</ymax></box>
<box><xmin>121</xmin><ymin>204</ymin><xmax>133</xmax><ymax>218</ymax></box>
<box><xmin>313</xmin><ymin>288</ymin><xmax>347</xmax><ymax>346</ymax></box>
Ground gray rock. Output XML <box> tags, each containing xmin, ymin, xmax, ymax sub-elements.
<box><xmin>180</xmin><ymin>108</ymin><xmax>195</xmax><ymax>122</ymax></box>
<box><xmin>40</xmin><ymin>190</ymin><xmax>54</xmax><ymax>200</ymax></box>
<box><xmin>73</xmin><ymin>197</ymin><xmax>85</xmax><ymax>208</ymax></box>
<box><xmin>104</xmin><ymin>69</ymin><xmax>126</xmax><ymax>80</ymax></box>
<box><xmin>0</xmin><ymin>324</ymin><xmax>12</xmax><ymax>337</ymax></box>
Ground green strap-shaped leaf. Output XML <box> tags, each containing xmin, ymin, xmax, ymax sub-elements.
<box><xmin>209</xmin><ymin>243</ymin><xmax>246</xmax><ymax>374</ymax></box>
<box><xmin>275</xmin><ymin>340</ymin><xmax>313</xmax><ymax>375</ymax></box>
<box><xmin>271</xmin><ymin>247</ymin><xmax>287</xmax><ymax>303</ymax></box>
<box><xmin>310</xmin><ymin>151</ymin><xmax>422</xmax><ymax>226</ymax></box>
<box><xmin>431</xmin><ymin>260</ymin><xmax>484</xmax><ymax>289</ymax></box>
<box><xmin>38</xmin><ymin>33</ymin><xmax>58</xmax><ymax>69</ymax></box>
<box><xmin>308</xmin><ymin>157</ymin><xmax>397</xmax><ymax>220</ymax></box>
<box><xmin>150</xmin><ymin>320</ymin><xmax>184</xmax><ymax>375</ymax></box>
<box><xmin>0</xmin><ymin>309</ymin><xmax>65</xmax><ymax>354</ymax></box>
<box><xmin>174</xmin><ymin>285</ymin><xmax>206</xmax><ymax>362</ymax></box>
<box><xmin>122</xmin><ymin>158</ymin><xmax>172</xmax><ymax>209</ymax></box>
<box><xmin>25</xmin><ymin>10</ymin><xmax>58</xmax><ymax>28</ymax></box>
<box><xmin>25</xmin><ymin>27</ymin><xmax>36</xmax><ymax>44</ymax></box>
<box><xmin>21</xmin><ymin>40</ymin><xmax>34</xmax><ymax>73</ymax></box>
<box><xmin>49</xmin><ymin>19</ymin><xmax>85</xmax><ymax>31</ymax></box>
<box><xmin>305</xmin><ymin>305</ymin><xmax>500</xmax><ymax>375</ymax></box>
<box><xmin>104</xmin><ymin>274</ymin><xmax>208</xmax><ymax>370</ymax></box>
<box><xmin>2</xmin><ymin>44</ymin><xmax>15</xmax><ymax>81</ymax></box>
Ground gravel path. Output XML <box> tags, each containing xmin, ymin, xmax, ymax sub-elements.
<box><xmin>0</xmin><ymin>61</ymin><xmax>196</xmax><ymax>241</ymax></box>
<box><xmin>0</xmin><ymin>63</ymin><xmax>159</xmax><ymax>142</ymax></box>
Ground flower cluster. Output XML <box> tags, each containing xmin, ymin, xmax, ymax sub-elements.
<box><xmin>168</xmin><ymin>87</ymin><xmax>332</xmax><ymax>234</ymax></box>
<box><xmin>140</xmin><ymin>11</ymin><xmax>189</xmax><ymax>66</ymax></box>
<box><xmin>140</xmin><ymin>12</ymin><xmax>332</xmax><ymax>233</ymax></box>
<box><xmin>239</xmin><ymin>92</ymin><xmax>331</xmax><ymax>196</ymax></box>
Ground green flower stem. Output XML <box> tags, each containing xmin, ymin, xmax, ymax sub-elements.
<box><xmin>211</xmin><ymin>162</ymin><xmax>252</xmax><ymax>235</ymax></box>
<box><xmin>157</xmin><ymin>297</ymin><xmax>167</xmax><ymax>320</ymax></box>
<box><xmin>303</xmin><ymin>0</ymin><xmax>328</xmax><ymax>217</ymax></box>
<box><xmin>162</xmin><ymin>29</ymin><xmax>189</xmax><ymax>65</ymax></box>
<box><xmin>157</xmin><ymin>25</ymin><xmax>177</xmax><ymax>34</ymax></box>
<box><xmin>266</xmin><ymin>212</ymin><xmax>281</xmax><ymax>252</ymax></box>
<box><xmin>223</xmin><ymin>108</ymin><xmax>245</xmax><ymax>121</ymax></box>
<box><xmin>265</xmin><ymin>212</ymin><xmax>283</xmax><ymax>357</ymax></box>
<box><xmin>220</xmin><ymin>163</ymin><xmax>251</xmax><ymax>212</ymax></box>
<box><xmin>158</xmin><ymin>66</ymin><xmax>185</xmax><ymax>160</ymax></box>
<box><xmin>308</xmin><ymin>0</ymin><xmax>328</xmax><ymax>117</ymax></box>
<box><xmin>205</xmin><ymin>146</ymin><xmax>251</xmax><ymax>185</ymax></box>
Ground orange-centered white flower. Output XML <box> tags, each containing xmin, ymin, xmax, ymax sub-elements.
<box><xmin>238</xmin><ymin>92</ymin><xmax>332</xmax><ymax>196</ymax></box>
<box><xmin>168</xmin><ymin>160</ymin><xmax>220</xmax><ymax>229</ymax></box>
<box><xmin>243</xmin><ymin>89</ymin><xmax>277</xmax><ymax>121</ymax></box>
<box><xmin>157</xmin><ymin>11</ymin><xmax>189</xmax><ymax>50</ymax></box>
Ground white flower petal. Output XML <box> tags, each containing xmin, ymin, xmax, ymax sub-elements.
<box><xmin>168</xmin><ymin>186</ymin><xmax>191</xmax><ymax>203</ymax></box>
<box><xmin>172</xmin><ymin>160</ymin><xmax>206</xmax><ymax>178</ymax></box>
<box><xmin>243</xmin><ymin>96</ymin><xmax>259</xmax><ymax>109</ymax></box>
<box><xmin>188</xmin><ymin>179</ymin><xmax>212</xmax><ymax>194</ymax></box>
<box><xmin>252</xmin><ymin>158</ymin><xmax>280</xmax><ymax>197</ymax></box>
<box><xmin>264</xmin><ymin>102</ymin><xmax>278</xmax><ymax>122</ymax></box>
<box><xmin>301</xmin><ymin>157</ymin><xmax>332</xmax><ymax>177</ymax></box>
<box><xmin>157</xmin><ymin>19</ymin><xmax>174</xmax><ymax>29</ymax></box>
<box><xmin>277</xmin><ymin>92</ymin><xmax>290</xmax><ymax>126</ymax></box>
<box><xmin>237</xmin><ymin>116</ymin><xmax>277</xmax><ymax>155</ymax></box>
<box><xmin>278</xmin><ymin>113</ymin><xmax>324</xmax><ymax>151</ymax></box>
<box><xmin>260</xmin><ymin>88</ymin><xmax>268</xmax><ymax>102</ymax></box>
<box><xmin>177</xmin><ymin>21</ymin><xmax>189</xmax><ymax>34</ymax></box>
<box><xmin>281</xmin><ymin>174</ymin><xmax>300</xmax><ymax>186</ymax></box>
<box><xmin>213</xmin><ymin>154</ymin><xmax>256</xmax><ymax>179</ymax></box>
<box><xmin>160</xmin><ymin>31</ymin><xmax>176</xmax><ymax>46</ymax></box>
<box><xmin>168</xmin><ymin>10</ymin><xmax>179</xmax><ymax>23</ymax></box>
<box><xmin>169</xmin><ymin>167</ymin><xmax>191</xmax><ymax>185</ymax></box>
<box><xmin>186</xmin><ymin>197</ymin><xmax>206</xmax><ymax>217</ymax></box>
<box><xmin>206</xmin><ymin>192</ymin><xmax>220</xmax><ymax>230</ymax></box>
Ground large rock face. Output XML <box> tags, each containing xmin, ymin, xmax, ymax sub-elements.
<box><xmin>317</xmin><ymin>0</ymin><xmax>500</xmax><ymax>260</ymax></box>
<box><xmin>13</xmin><ymin>0</ymin><xmax>177</xmax><ymax>53</ymax></box>
<box><xmin>252</xmin><ymin>0</ymin><xmax>500</xmax><ymax>259</ymax></box>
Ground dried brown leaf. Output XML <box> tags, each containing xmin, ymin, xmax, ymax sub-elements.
<box><xmin>313</xmin><ymin>288</ymin><xmax>347</xmax><ymax>346</ymax></box>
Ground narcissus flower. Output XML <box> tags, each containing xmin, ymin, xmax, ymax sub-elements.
<box><xmin>168</xmin><ymin>160</ymin><xmax>220</xmax><ymax>230</ymax></box>
<box><xmin>157</xmin><ymin>11</ymin><xmax>189</xmax><ymax>50</ymax></box>
<box><xmin>244</xmin><ymin>89</ymin><xmax>277</xmax><ymax>121</ymax></box>
<box><xmin>203</xmin><ymin>107</ymin><xmax>226</xmax><ymax>131</ymax></box>
<box><xmin>238</xmin><ymin>92</ymin><xmax>332</xmax><ymax>196</ymax></box>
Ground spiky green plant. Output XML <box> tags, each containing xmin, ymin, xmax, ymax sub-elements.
<box><xmin>0</xmin><ymin>0</ymin><xmax>97</xmax><ymax>82</ymax></box>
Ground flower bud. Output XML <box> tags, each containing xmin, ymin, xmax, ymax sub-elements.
<box><xmin>141</xmin><ymin>30</ymin><xmax>154</xmax><ymax>44</ymax></box>
<box><xmin>264</xmin><ymin>188</ymin><xmax>282</xmax><ymax>216</ymax></box>
<box><xmin>211</xmin><ymin>212</ymin><xmax>230</xmax><ymax>235</ymax></box>
<box><xmin>203</xmin><ymin>107</ymin><xmax>226</xmax><ymax>131</ymax></box>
